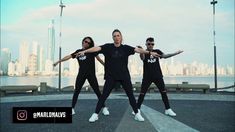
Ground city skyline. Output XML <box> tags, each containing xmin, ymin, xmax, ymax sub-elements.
<box><xmin>1</xmin><ymin>0</ymin><xmax>234</xmax><ymax>69</ymax></box>
<box><xmin>2</xmin><ymin>43</ymin><xmax>234</xmax><ymax>76</ymax></box>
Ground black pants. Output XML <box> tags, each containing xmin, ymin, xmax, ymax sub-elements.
<box><xmin>95</xmin><ymin>78</ymin><xmax>138</xmax><ymax>114</ymax></box>
<box><xmin>137</xmin><ymin>78</ymin><xmax>170</xmax><ymax>109</ymax></box>
<box><xmin>72</xmin><ymin>74</ymin><xmax>105</xmax><ymax>108</ymax></box>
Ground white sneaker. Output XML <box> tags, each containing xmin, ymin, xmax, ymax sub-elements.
<box><xmin>165</xmin><ymin>108</ymin><xmax>176</xmax><ymax>116</ymax></box>
<box><xmin>134</xmin><ymin>111</ymin><xmax>145</xmax><ymax>122</ymax></box>
<box><xmin>89</xmin><ymin>113</ymin><xmax>99</xmax><ymax>123</ymax></box>
<box><xmin>132</xmin><ymin>109</ymin><xmax>140</xmax><ymax>115</ymax></box>
<box><xmin>102</xmin><ymin>107</ymin><xmax>110</xmax><ymax>116</ymax></box>
<box><xmin>72</xmin><ymin>108</ymin><xmax>75</xmax><ymax>115</ymax></box>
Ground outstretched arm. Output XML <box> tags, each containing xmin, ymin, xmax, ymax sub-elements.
<box><xmin>137</xmin><ymin>46</ymin><xmax>145</xmax><ymax>60</ymax></box>
<box><xmin>161</xmin><ymin>50</ymin><xmax>183</xmax><ymax>59</ymax></box>
<box><xmin>96</xmin><ymin>55</ymin><xmax>105</xmax><ymax>66</ymax></box>
<box><xmin>75</xmin><ymin>46</ymin><xmax>101</xmax><ymax>57</ymax></box>
<box><xmin>134</xmin><ymin>47</ymin><xmax>161</xmax><ymax>58</ymax></box>
<box><xmin>53</xmin><ymin>55</ymin><xmax>72</xmax><ymax>67</ymax></box>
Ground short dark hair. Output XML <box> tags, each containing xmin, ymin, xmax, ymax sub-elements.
<box><xmin>146</xmin><ymin>37</ymin><xmax>154</xmax><ymax>42</ymax></box>
<box><xmin>82</xmin><ymin>36</ymin><xmax>94</xmax><ymax>48</ymax></box>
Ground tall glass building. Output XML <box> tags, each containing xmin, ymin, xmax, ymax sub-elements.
<box><xmin>19</xmin><ymin>42</ymin><xmax>29</xmax><ymax>73</ymax></box>
<box><xmin>47</xmin><ymin>19</ymin><xmax>55</xmax><ymax>63</ymax></box>
<box><xmin>0</xmin><ymin>48</ymin><xmax>11</xmax><ymax>75</ymax></box>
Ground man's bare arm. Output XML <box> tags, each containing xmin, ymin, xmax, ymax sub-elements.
<box><xmin>53</xmin><ymin>55</ymin><xmax>72</xmax><ymax>67</ymax></box>
<box><xmin>134</xmin><ymin>47</ymin><xmax>161</xmax><ymax>58</ymax></box>
<box><xmin>161</xmin><ymin>50</ymin><xmax>183</xmax><ymax>59</ymax></box>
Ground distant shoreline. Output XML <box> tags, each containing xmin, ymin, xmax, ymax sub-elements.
<box><xmin>0</xmin><ymin>75</ymin><xmax>234</xmax><ymax>78</ymax></box>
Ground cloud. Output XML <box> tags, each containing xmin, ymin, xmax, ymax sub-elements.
<box><xmin>1</xmin><ymin>0</ymin><xmax>234</xmax><ymax>66</ymax></box>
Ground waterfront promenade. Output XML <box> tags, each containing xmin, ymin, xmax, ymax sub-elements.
<box><xmin>0</xmin><ymin>91</ymin><xmax>235</xmax><ymax>132</ymax></box>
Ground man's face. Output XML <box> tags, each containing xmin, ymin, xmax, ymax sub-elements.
<box><xmin>146</xmin><ymin>41</ymin><xmax>155</xmax><ymax>50</ymax></box>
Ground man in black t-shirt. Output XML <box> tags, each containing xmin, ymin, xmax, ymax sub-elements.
<box><xmin>53</xmin><ymin>36</ymin><xmax>109</xmax><ymax>116</ymax></box>
<box><xmin>76</xmin><ymin>29</ymin><xmax>161</xmax><ymax>122</ymax></box>
<box><xmin>135</xmin><ymin>37</ymin><xmax>183</xmax><ymax>116</ymax></box>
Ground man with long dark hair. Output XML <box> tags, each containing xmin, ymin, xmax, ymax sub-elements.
<box><xmin>53</xmin><ymin>36</ymin><xmax>110</xmax><ymax>116</ymax></box>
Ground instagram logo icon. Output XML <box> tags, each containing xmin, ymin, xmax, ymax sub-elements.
<box><xmin>17</xmin><ymin>110</ymin><xmax>27</xmax><ymax>121</ymax></box>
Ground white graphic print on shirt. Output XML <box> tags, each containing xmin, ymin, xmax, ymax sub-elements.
<box><xmin>79</xmin><ymin>55</ymin><xmax>86</xmax><ymax>60</ymax></box>
<box><xmin>147</xmin><ymin>55</ymin><xmax>156</xmax><ymax>63</ymax></box>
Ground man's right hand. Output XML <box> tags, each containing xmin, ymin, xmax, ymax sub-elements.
<box><xmin>75</xmin><ymin>51</ymin><xmax>86</xmax><ymax>58</ymax></box>
<box><xmin>53</xmin><ymin>62</ymin><xmax>59</xmax><ymax>67</ymax></box>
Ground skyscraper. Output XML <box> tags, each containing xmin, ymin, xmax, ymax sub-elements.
<box><xmin>47</xmin><ymin>19</ymin><xmax>56</xmax><ymax>63</ymax></box>
<box><xmin>96</xmin><ymin>55</ymin><xmax>104</xmax><ymax>75</ymax></box>
<box><xmin>44</xmin><ymin>59</ymin><xmax>53</xmax><ymax>75</ymax></box>
<box><xmin>8</xmin><ymin>61</ymin><xmax>15</xmax><ymax>76</ymax></box>
<box><xmin>32</xmin><ymin>41</ymin><xmax>40</xmax><ymax>71</ymax></box>
<box><xmin>39</xmin><ymin>47</ymin><xmax>45</xmax><ymax>72</ymax></box>
<box><xmin>32</xmin><ymin>41</ymin><xmax>39</xmax><ymax>55</ymax></box>
<box><xmin>69</xmin><ymin>58</ymin><xmax>78</xmax><ymax>76</ymax></box>
<box><xmin>1</xmin><ymin>48</ymin><xmax>11</xmax><ymax>75</ymax></box>
<box><xmin>19</xmin><ymin>42</ymin><xmax>29</xmax><ymax>73</ymax></box>
<box><xmin>28</xmin><ymin>54</ymin><xmax>37</xmax><ymax>75</ymax></box>
<box><xmin>15</xmin><ymin>60</ymin><xmax>23</xmax><ymax>76</ymax></box>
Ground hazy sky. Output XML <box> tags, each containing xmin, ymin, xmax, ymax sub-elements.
<box><xmin>1</xmin><ymin>0</ymin><xmax>234</xmax><ymax>67</ymax></box>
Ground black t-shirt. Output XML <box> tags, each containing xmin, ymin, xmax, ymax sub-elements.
<box><xmin>71</xmin><ymin>49</ymin><xmax>98</xmax><ymax>76</ymax></box>
<box><xmin>143</xmin><ymin>49</ymin><xmax>164</xmax><ymax>80</ymax></box>
<box><xmin>99</xmin><ymin>43</ymin><xmax>135</xmax><ymax>80</ymax></box>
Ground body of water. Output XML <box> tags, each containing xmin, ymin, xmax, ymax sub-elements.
<box><xmin>0</xmin><ymin>76</ymin><xmax>234</xmax><ymax>91</ymax></box>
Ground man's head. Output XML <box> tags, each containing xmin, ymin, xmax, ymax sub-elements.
<box><xmin>146</xmin><ymin>37</ymin><xmax>155</xmax><ymax>50</ymax></box>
